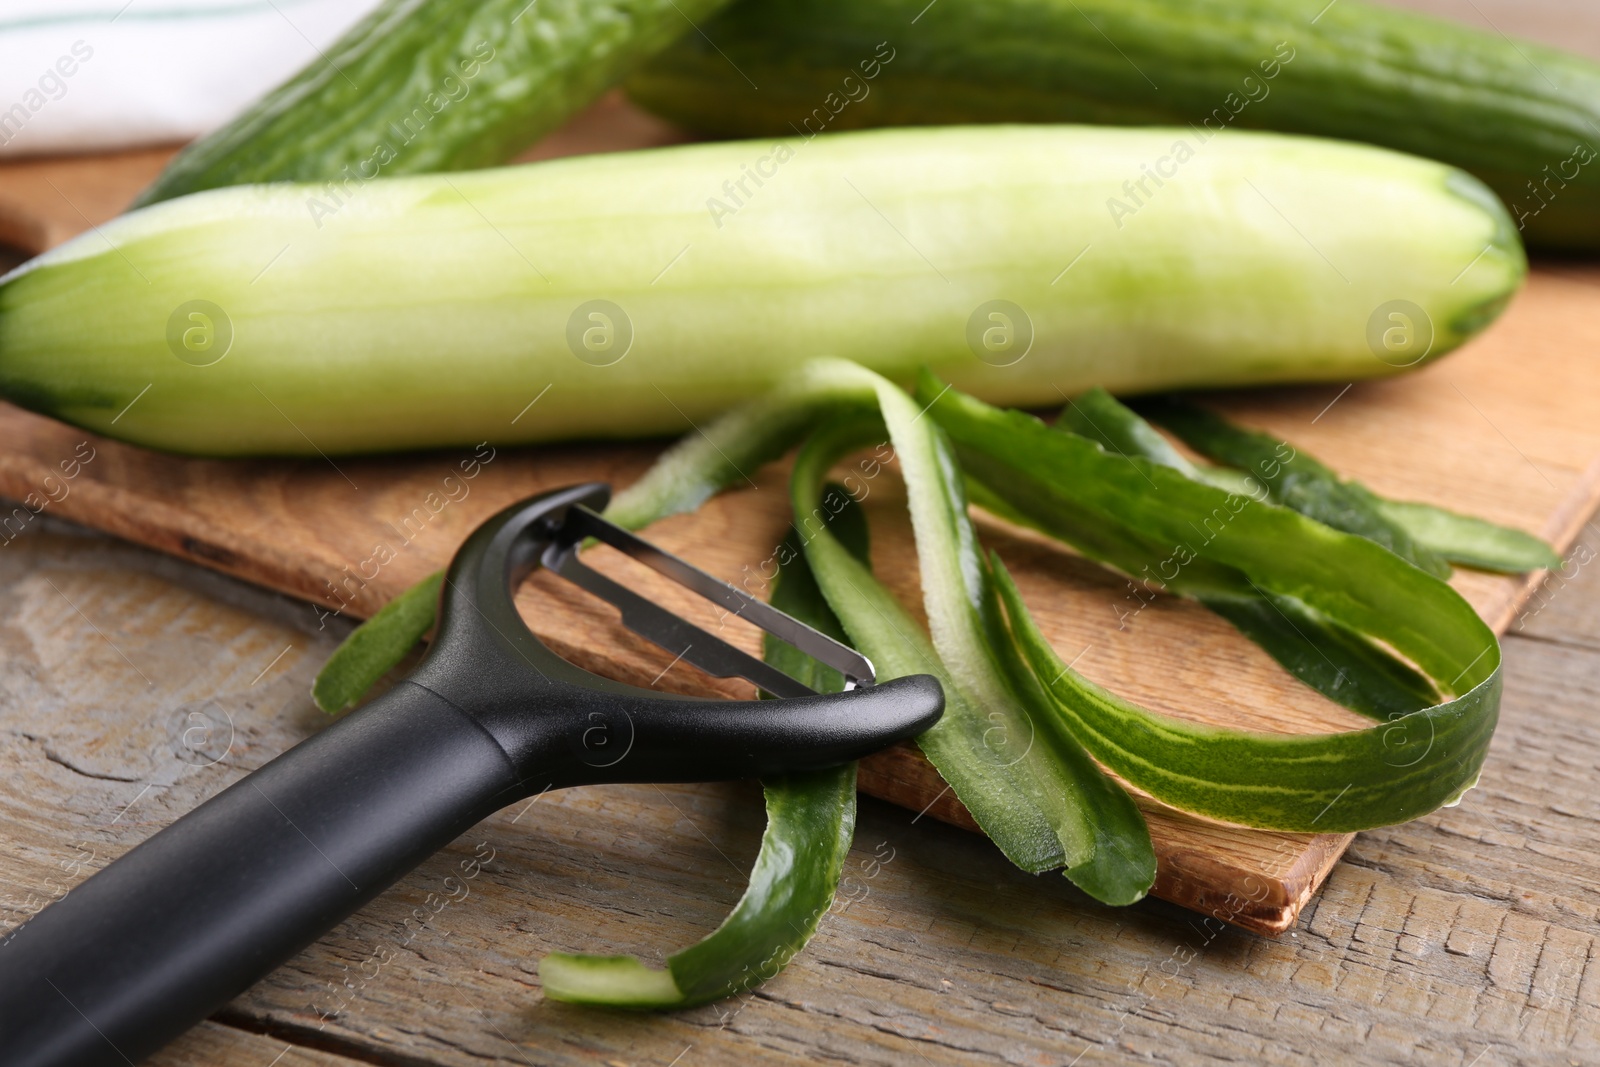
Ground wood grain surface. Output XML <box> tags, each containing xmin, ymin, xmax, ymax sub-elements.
<box><xmin>2</xmin><ymin>510</ymin><xmax>1597</xmax><ymax>1066</ymax></box>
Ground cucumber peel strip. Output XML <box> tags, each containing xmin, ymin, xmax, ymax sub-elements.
<box><xmin>540</xmin><ymin>496</ymin><xmax>869</xmax><ymax>1008</ymax></box>
<box><xmin>1135</xmin><ymin>396</ymin><xmax>1450</xmax><ymax>577</ymax></box>
<box><xmin>918</xmin><ymin>374</ymin><xmax>1502</xmax><ymax>831</ymax></box>
<box><xmin>604</xmin><ymin>360</ymin><xmax>881</xmax><ymax>529</ymax></box>
<box><xmin>790</xmin><ymin>402</ymin><xmax>1155</xmax><ymax>902</ymax></box>
<box><xmin>312</xmin><ymin>356</ymin><xmax>1512</xmax><ymax>1006</ymax></box>
<box><xmin>1133</xmin><ymin>394</ymin><xmax>1560</xmax><ymax>575</ymax></box>
<box><xmin>1375</xmin><ymin>499</ymin><xmax>1563</xmax><ymax>573</ymax></box>
<box><xmin>312</xmin><ymin>571</ymin><xmax>443</xmax><ymax>714</ymax></box>
<box><xmin>993</xmin><ymin>560</ymin><xmax>1497</xmax><ymax>830</ymax></box>
<box><xmin>619</xmin><ymin>358</ymin><xmax>1155</xmax><ymax>899</ymax></box>
<box><xmin>538</xmin><ymin>758</ymin><xmax>854</xmax><ymax>1007</ymax></box>
<box><xmin>1052</xmin><ymin>388</ymin><xmax>1442</xmax><ymax>719</ymax></box>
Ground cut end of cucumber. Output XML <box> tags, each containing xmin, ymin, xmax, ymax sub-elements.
<box><xmin>539</xmin><ymin>953</ymin><xmax>686</xmax><ymax>1009</ymax></box>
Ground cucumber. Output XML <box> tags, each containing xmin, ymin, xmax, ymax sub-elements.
<box><xmin>626</xmin><ymin>0</ymin><xmax>1600</xmax><ymax>251</ymax></box>
<box><xmin>133</xmin><ymin>0</ymin><xmax>733</xmax><ymax>207</ymax></box>
<box><xmin>0</xmin><ymin>126</ymin><xmax>1521</xmax><ymax>457</ymax></box>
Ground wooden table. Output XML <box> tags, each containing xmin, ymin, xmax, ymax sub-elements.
<box><xmin>3</xmin><ymin>1</ymin><xmax>1599</xmax><ymax>1064</ymax></box>
<box><xmin>4</xmin><ymin>512</ymin><xmax>1597</xmax><ymax>1067</ymax></box>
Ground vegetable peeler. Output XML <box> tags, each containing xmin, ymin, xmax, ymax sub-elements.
<box><xmin>0</xmin><ymin>483</ymin><xmax>943</xmax><ymax>1067</ymax></box>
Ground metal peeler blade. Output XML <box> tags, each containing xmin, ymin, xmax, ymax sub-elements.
<box><xmin>544</xmin><ymin>503</ymin><xmax>874</xmax><ymax>698</ymax></box>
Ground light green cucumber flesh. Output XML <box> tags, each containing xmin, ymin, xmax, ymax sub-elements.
<box><xmin>628</xmin><ymin>0</ymin><xmax>1600</xmax><ymax>251</ymax></box>
<box><xmin>0</xmin><ymin>126</ymin><xmax>1522</xmax><ymax>456</ymax></box>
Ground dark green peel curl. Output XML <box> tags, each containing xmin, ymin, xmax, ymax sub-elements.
<box><xmin>541</xmin><ymin>497</ymin><xmax>869</xmax><ymax>1008</ymax></box>
<box><xmin>917</xmin><ymin>374</ymin><xmax>1501</xmax><ymax>832</ymax></box>
<box><xmin>1132</xmin><ymin>393</ymin><xmax>1561</xmax><ymax>575</ymax></box>
<box><xmin>789</xmin><ymin>400</ymin><xmax>1154</xmax><ymax>903</ymax></box>
<box><xmin>1135</xmin><ymin>396</ymin><xmax>1450</xmax><ymax>578</ymax></box>
<box><xmin>310</xmin><ymin>358</ymin><xmax>1520</xmax><ymax>1009</ymax></box>
<box><xmin>1051</xmin><ymin>388</ymin><xmax>1441</xmax><ymax>719</ymax></box>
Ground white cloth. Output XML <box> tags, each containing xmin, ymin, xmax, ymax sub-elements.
<box><xmin>0</xmin><ymin>0</ymin><xmax>385</xmax><ymax>157</ymax></box>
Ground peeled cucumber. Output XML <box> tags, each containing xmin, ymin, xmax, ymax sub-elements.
<box><xmin>0</xmin><ymin>126</ymin><xmax>1523</xmax><ymax>456</ymax></box>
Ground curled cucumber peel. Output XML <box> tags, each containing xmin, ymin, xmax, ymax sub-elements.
<box><xmin>918</xmin><ymin>373</ymin><xmax>1501</xmax><ymax>831</ymax></box>
<box><xmin>313</xmin><ymin>356</ymin><xmax>1513</xmax><ymax>1008</ymax></box>
<box><xmin>540</xmin><ymin>500</ymin><xmax>869</xmax><ymax>1008</ymax></box>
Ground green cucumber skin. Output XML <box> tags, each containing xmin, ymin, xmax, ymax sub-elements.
<box><xmin>0</xmin><ymin>126</ymin><xmax>1522</xmax><ymax>457</ymax></box>
<box><xmin>626</xmin><ymin>0</ymin><xmax>1600</xmax><ymax>250</ymax></box>
<box><xmin>133</xmin><ymin>0</ymin><xmax>731</xmax><ymax>207</ymax></box>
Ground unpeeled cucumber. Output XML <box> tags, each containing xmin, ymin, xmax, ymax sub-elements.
<box><xmin>627</xmin><ymin>0</ymin><xmax>1600</xmax><ymax>251</ymax></box>
<box><xmin>134</xmin><ymin>0</ymin><xmax>734</xmax><ymax>206</ymax></box>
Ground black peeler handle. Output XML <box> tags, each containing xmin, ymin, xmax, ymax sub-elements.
<box><xmin>0</xmin><ymin>680</ymin><xmax>521</xmax><ymax>1067</ymax></box>
<box><xmin>0</xmin><ymin>484</ymin><xmax>944</xmax><ymax>1067</ymax></box>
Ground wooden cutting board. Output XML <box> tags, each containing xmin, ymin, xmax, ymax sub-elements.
<box><xmin>2</xmin><ymin>95</ymin><xmax>1597</xmax><ymax>937</ymax></box>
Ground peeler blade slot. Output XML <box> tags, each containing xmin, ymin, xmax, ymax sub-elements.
<box><xmin>543</xmin><ymin>543</ymin><xmax>820</xmax><ymax>699</ymax></box>
<box><xmin>559</xmin><ymin>506</ymin><xmax>876</xmax><ymax>688</ymax></box>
